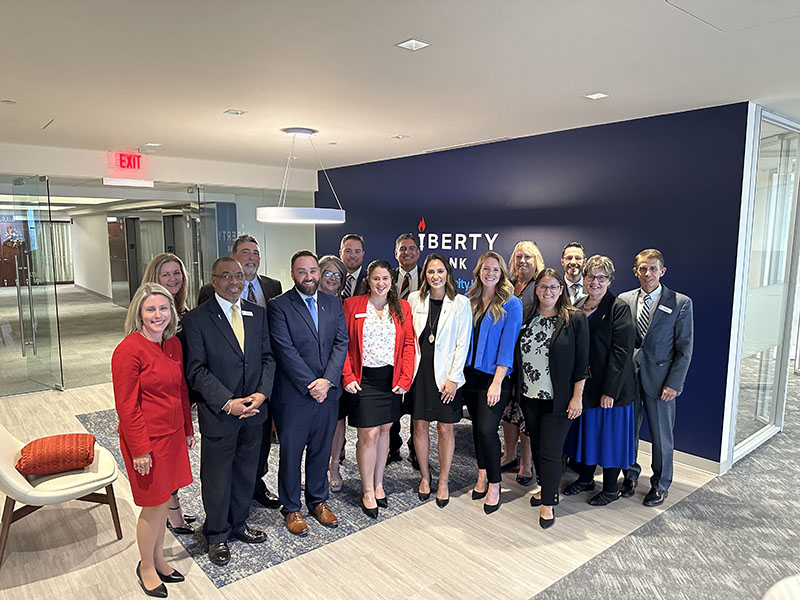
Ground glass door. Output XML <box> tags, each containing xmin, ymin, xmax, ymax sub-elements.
<box><xmin>0</xmin><ymin>175</ymin><xmax>64</xmax><ymax>396</ymax></box>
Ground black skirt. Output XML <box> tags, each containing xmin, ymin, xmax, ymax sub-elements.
<box><xmin>412</xmin><ymin>326</ymin><xmax>463</xmax><ymax>424</ymax></box>
<box><xmin>347</xmin><ymin>365</ymin><xmax>401</xmax><ymax>428</ymax></box>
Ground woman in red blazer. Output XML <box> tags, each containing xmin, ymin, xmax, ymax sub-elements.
<box><xmin>112</xmin><ymin>283</ymin><xmax>195</xmax><ymax>596</ymax></box>
<box><xmin>342</xmin><ymin>259</ymin><xmax>415</xmax><ymax>518</ymax></box>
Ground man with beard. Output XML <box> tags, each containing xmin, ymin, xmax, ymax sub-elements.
<box><xmin>199</xmin><ymin>234</ymin><xmax>282</xmax><ymax>509</ymax></box>
<box><xmin>267</xmin><ymin>250</ymin><xmax>349</xmax><ymax>535</ymax></box>
<box><xmin>561</xmin><ymin>242</ymin><xmax>587</xmax><ymax>305</ymax></box>
<box><xmin>182</xmin><ymin>256</ymin><xmax>275</xmax><ymax>565</ymax></box>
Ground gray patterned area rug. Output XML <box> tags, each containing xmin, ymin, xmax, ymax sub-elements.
<box><xmin>76</xmin><ymin>409</ymin><xmax>479</xmax><ymax>588</ymax></box>
<box><xmin>534</xmin><ymin>378</ymin><xmax>800</xmax><ymax>600</ymax></box>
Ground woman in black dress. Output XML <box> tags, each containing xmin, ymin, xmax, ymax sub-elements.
<box><xmin>408</xmin><ymin>254</ymin><xmax>473</xmax><ymax>507</ymax></box>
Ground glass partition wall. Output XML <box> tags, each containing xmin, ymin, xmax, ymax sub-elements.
<box><xmin>729</xmin><ymin>109</ymin><xmax>800</xmax><ymax>462</ymax></box>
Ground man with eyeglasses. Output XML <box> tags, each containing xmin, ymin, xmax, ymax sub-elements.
<box><xmin>561</xmin><ymin>242</ymin><xmax>587</xmax><ymax>305</ymax></box>
<box><xmin>199</xmin><ymin>234</ymin><xmax>283</xmax><ymax>510</ymax></box>
<box><xmin>618</xmin><ymin>249</ymin><xmax>693</xmax><ymax>507</ymax></box>
<box><xmin>182</xmin><ymin>256</ymin><xmax>276</xmax><ymax>565</ymax></box>
<box><xmin>388</xmin><ymin>233</ymin><xmax>423</xmax><ymax>467</ymax></box>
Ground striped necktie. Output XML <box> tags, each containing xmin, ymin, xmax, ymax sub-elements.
<box><xmin>637</xmin><ymin>294</ymin><xmax>653</xmax><ymax>341</ymax></box>
<box><xmin>400</xmin><ymin>272</ymin><xmax>411</xmax><ymax>300</ymax></box>
<box><xmin>247</xmin><ymin>280</ymin><xmax>257</xmax><ymax>303</ymax></box>
<box><xmin>342</xmin><ymin>274</ymin><xmax>355</xmax><ymax>299</ymax></box>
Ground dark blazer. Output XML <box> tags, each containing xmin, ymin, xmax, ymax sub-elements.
<box><xmin>512</xmin><ymin>277</ymin><xmax>537</xmax><ymax>318</ymax></box>
<box><xmin>575</xmin><ymin>293</ymin><xmax>636</xmax><ymax>409</ymax></box>
<box><xmin>344</xmin><ymin>268</ymin><xmax>367</xmax><ymax>297</ymax></box>
<box><xmin>182</xmin><ymin>297</ymin><xmax>276</xmax><ymax>434</ymax></box>
<box><xmin>391</xmin><ymin>266</ymin><xmax>423</xmax><ymax>297</ymax></box>
<box><xmin>515</xmin><ymin>309</ymin><xmax>590</xmax><ymax>416</ymax></box>
<box><xmin>197</xmin><ymin>274</ymin><xmax>282</xmax><ymax>306</ymax></box>
<box><xmin>267</xmin><ymin>288</ymin><xmax>349</xmax><ymax>405</ymax></box>
<box><xmin>618</xmin><ymin>284</ymin><xmax>694</xmax><ymax>398</ymax></box>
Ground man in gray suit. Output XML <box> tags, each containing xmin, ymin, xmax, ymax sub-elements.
<box><xmin>618</xmin><ymin>249</ymin><xmax>693</xmax><ymax>507</ymax></box>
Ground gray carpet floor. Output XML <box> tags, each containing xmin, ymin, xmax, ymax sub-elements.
<box><xmin>534</xmin><ymin>374</ymin><xmax>800</xmax><ymax>600</ymax></box>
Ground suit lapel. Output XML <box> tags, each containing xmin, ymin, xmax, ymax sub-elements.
<box><xmin>206</xmin><ymin>298</ymin><xmax>243</xmax><ymax>356</ymax></box>
<box><xmin>290</xmin><ymin>289</ymin><xmax>319</xmax><ymax>340</ymax></box>
<box><xmin>241</xmin><ymin>299</ymin><xmax>259</xmax><ymax>358</ymax></box>
<box><xmin>552</xmin><ymin>315</ymin><xmax>566</xmax><ymax>345</ymax></box>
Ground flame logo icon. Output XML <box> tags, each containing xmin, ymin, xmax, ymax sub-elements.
<box><xmin>418</xmin><ymin>217</ymin><xmax>426</xmax><ymax>232</ymax></box>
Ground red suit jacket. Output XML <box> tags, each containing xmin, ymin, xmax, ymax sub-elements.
<box><xmin>342</xmin><ymin>295</ymin><xmax>415</xmax><ymax>391</ymax></box>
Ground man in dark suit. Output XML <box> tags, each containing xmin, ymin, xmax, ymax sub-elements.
<box><xmin>182</xmin><ymin>256</ymin><xmax>276</xmax><ymax>566</ymax></box>
<box><xmin>561</xmin><ymin>242</ymin><xmax>587</xmax><ymax>305</ymax></box>
<box><xmin>618</xmin><ymin>248</ymin><xmax>693</xmax><ymax>507</ymax></box>
<box><xmin>339</xmin><ymin>233</ymin><xmax>366</xmax><ymax>299</ymax></box>
<box><xmin>268</xmin><ymin>250</ymin><xmax>348</xmax><ymax>536</ymax></box>
<box><xmin>198</xmin><ymin>234</ymin><xmax>282</xmax><ymax>509</ymax></box>
<box><xmin>388</xmin><ymin>233</ymin><xmax>423</xmax><ymax>466</ymax></box>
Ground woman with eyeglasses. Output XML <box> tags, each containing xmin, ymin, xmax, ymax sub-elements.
<box><xmin>518</xmin><ymin>268</ymin><xmax>589</xmax><ymax>529</ymax></box>
<box><xmin>318</xmin><ymin>255</ymin><xmax>349</xmax><ymax>492</ymax></box>
<box><xmin>562</xmin><ymin>255</ymin><xmax>636</xmax><ymax>506</ymax></box>
<box><xmin>463</xmin><ymin>251</ymin><xmax>523</xmax><ymax>514</ymax></box>
<box><xmin>408</xmin><ymin>253</ymin><xmax>472</xmax><ymax>507</ymax></box>
<box><xmin>500</xmin><ymin>241</ymin><xmax>545</xmax><ymax>486</ymax></box>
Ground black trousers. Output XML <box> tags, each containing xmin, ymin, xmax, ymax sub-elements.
<box><xmin>521</xmin><ymin>396</ymin><xmax>573</xmax><ymax>506</ymax></box>
<box><xmin>253</xmin><ymin>409</ymin><xmax>274</xmax><ymax>495</ymax></box>
<box><xmin>575</xmin><ymin>462</ymin><xmax>621</xmax><ymax>494</ymax></box>
<box><xmin>463</xmin><ymin>367</ymin><xmax>511</xmax><ymax>484</ymax></box>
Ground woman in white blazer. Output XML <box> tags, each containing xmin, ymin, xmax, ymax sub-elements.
<box><xmin>408</xmin><ymin>253</ymin><xmax>473</xmax><ymax>507</ymax></box>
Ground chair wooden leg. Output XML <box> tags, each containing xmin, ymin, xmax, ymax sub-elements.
<box><xmin>106</xmin><ymin>484</ymin><xmax>123</xmax><ymax>540</ymax></box>
<box><xmin>0</xmin><ymin>496</ymin><xmax>15</xmax><ymax>570</ymax></box>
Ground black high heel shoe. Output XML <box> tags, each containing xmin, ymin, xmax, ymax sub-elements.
<box><xmin>539</xmin><ymin>508</ymin><xmax>555</xmax><ymax>529</ymax></box>
<box><xmin>136</xmin><ymin>562</ymin><xmax>168</xmax><ymax>598</ymax></box>
<box><xmin>418</xmin><ymin>477</ymin><xmax>431</xmax><ymax>501</ymax></box>
<box><xmin>166</xmin><ymin>506</ymin><xmax>195</xmax><ymax>535</ymax></box>
<box><xmin>471</xmin><ymin>488</ymin><xmax>487</xmax><ymax>500</ymax></box>
<box><xmin>376</xmin><ymin>495</ymin><xmax>388</xmax><ymax>508</ymax></box>
<box><xmin>157</xmin><ymin>567</ymin><xmax>185</xmax><ymax>584</ymax></box>
<box><xmin>361</xmin><ymin>499</ymin><xmax>378</xmax><ymax>519</ymax></box>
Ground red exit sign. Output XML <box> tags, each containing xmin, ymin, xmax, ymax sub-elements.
<box><xmin>109</xmin><ymin>151</ymin><xmax>145</xmax><ymax>171</ymax></box>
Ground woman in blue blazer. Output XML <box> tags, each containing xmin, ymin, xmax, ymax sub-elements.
<box><xmin>463</xmin><ymin>251</ymin><xmax>523</xmax><ymax>514</ymax></box>
<box><xmin>517</xmin><ymin>268</ymin><xmax>589</xmax><ymax>529</ymax></box>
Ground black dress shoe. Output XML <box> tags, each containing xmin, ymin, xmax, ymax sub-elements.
<box><xmin>386</xmin><ymin>451</ymin><xmax>402</xmax><ymax>464</ymax></box>
<box><xmin>588</xmin><ymin>490</ymin><xmax>622</xmax><ymax>506</ymax></box>
<box><xmin>563</xmin><ymin>479</ymin><xmax>596</xmax><ymax>496</ymax></box>
<box><xmin>136</xmin><ymin>562</ymin><xmax>168</xmax><ymax>597</ymax></box>
<box><xmin>232</xmin><ymin>525</ymin><xmax>267</xmax><ymax>544</ymax></box>
<box><xmin>361</xmin><ymin>499</ymin><xmax>379</xmax><ymax>519</ymax></box>
<box><xmin>435</xmin><ymin>497</ymin><xmax>449</xmax><ymax>508</ymax></box>
<box><xmin>500</xmin><ymin>457</ymin><xmax>520</xmax><ymax>473</ymax></box>
<box><xmin>208</xmin><ymin>542</ymin><xmax>230</xmax><ymax>566</ymax></box>
<box><xmin>376</xmin><ymin>495</ymin><xmax>388</xmax><ymax>508</ymax></box>
<box><xmin>157</xmin><ymin>568</ymin><xmax>185</xmax><ymax>584</ymax></box>
<box><xmin>516</xmin><ymin>474</ymin><xmax>534</xmax><ymax>486</ymax></box>
<box><xmin>166</xmin><ymin>521</ymin><xmax>195</xmax><ymax>535</ymax></box>
<box><xmin>530</xmin><ymin>494</ymin><xmax>542</xmax><ymax>507</ymax></box>
<box><xmin>539</xmin><ymin>510</ymin><xmax>555</xmax><ymax>529</ymax></box>
<box><xmin>182</xmin><ymin>514</ymin><xmax>197</xmax><ymax>524</ymax></box>
<box><xmin>471</xmin><ymin>488</ymin><xmax>487</xmax><ymax>500</ymax></box>
<box><xmin>483</xmin><ymin>501</ymin><xmax>500</xmax><ymax>514</ymax></box>
<box><xmin>418</xmin><ymin>490</ymin><xmax>431</xmax><ymax>501</ymax></box>
<box><xmin>643</xmin><ymin>487</ymin><xmax>668</xmax><ymax>507</ymax></box>
<box><xmin>620</xmin><ymin>478</ymin><xmax>637</xmax><ymax>498</ymax></box>
<box><xmin>253</xmin><ymin>487</ymin><xmax>281</xmax><ymax>509</ymax></box>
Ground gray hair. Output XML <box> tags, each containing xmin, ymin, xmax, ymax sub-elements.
<box><xmin>583</xmin><ymin>255</ymin><xmax>615</xmax><ymax>281</ymax></box>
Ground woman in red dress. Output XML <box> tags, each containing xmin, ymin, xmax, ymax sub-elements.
<box><xmin>112</xmin><ymin>283</ymin><xmax>195</xmax><ymax>597</ymax></box>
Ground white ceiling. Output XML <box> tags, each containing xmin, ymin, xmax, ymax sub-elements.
<box><xmin>1</xmin><ymin>0</ymin><xmax>800</xmax><ymax>171</ymax></box>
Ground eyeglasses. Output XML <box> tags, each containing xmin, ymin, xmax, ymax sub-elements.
<box><xmin>211</xmin><ymin>272</ymin><xmax>245</xmax><ymax>281</ymax></box>
<box><xmin>323</xmin><ymin>270</ymin><xmax>342</xmax><ymax>279</ymax></box>
<box><xmin>636</xmin><ymin>265</ymin><xmax>662</xmax><ymax>274</ymax></box>
<box><xmin>536</xmin><ymin>284</ymin><xmax>562</xmax><ymax>292</ymax></box>
<box><xmin>585</xmin><ymin>274</ymin><xmax>609</xmax><ymax>282</ymax></box>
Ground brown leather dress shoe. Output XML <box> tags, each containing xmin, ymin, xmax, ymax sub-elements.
<box><xmin>285</xmin><ymin>511</ymin><xmax>309</xmax><ymax>536</ymax></box>
<box><xmin>311</xmin><ymin>502</ymin><xmax>339</xmax><ymax>528</ymax></box>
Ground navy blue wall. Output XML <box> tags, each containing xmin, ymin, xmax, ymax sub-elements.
<box><xmin>316</xmin><ymin>103</ymin><xmax>749</xmax><ymax>462</ymax></box>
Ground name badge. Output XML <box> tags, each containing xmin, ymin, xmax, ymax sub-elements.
<box><xmin>657</xmin><ymin>305</ymin><xmax>672</xmax><ymax>314</ymax></box>
<box><xmin>241</xmin><ymin>310</ymin><xmax>254</xmax><ymax>317</ymax></box>
<box><xmin>355</xmin><ymin>313</ymin><xmax>369</xmax><ymax>319</ymax></box>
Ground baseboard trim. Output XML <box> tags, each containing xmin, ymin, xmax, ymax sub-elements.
<box><xmin>638</xmin><ymin>441</ymin><xmax>722</xmax><ymax>475</ymax></box>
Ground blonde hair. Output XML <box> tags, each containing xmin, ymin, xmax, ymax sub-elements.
<box><xmin>508</xmin><ymin>240</ymin><xmax>544</xmax><ymax>282</ymax></box>
<box><xmin>142</xmin><ymin>253</ymin><xmax>189</xmax><ymax>316</ymax></box>
<box><xmin>124</xmin><ymin>283</ymin><xmax>179</xmax><ymax>340</ymax></box>
<box><xmin>468</xmin><ymin>251</ymin><xmax>514</xmax><ymax>325</ymax></box>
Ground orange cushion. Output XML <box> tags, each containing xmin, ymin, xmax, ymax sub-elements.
<box><xmin>15</xmin><ymin>433</ymin><xmax>96</xmax><ymax>476</ymax></box>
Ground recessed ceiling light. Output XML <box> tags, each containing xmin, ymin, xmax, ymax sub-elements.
<box><xmin>396</xmin><ymin>38</ymin><xmax>431</xmax><ymax>51</ymax></box>
<box><xmin>0</xmin><ymin>99</ymin><xmax>16</xmax><ymax>105</ymax></box>
<box><xmin>144</xmin><ymin>142</ymin><xmax>162</xmax><ymax>147</ymax></box>
<box><xmin>223</xmin><ymin>108</ymin><xmax>248</xmax><ymax>116</ymax></box>
<box><xmin>390</xmin><ymin>134</ymin><xmax>410</xmax><ymax>140</ymax></box>
<box><xmin>281</xmin><ymin>127</ymin><xmax>318</xmax><ymax>139</ymax></box>
<box><xmin>584</xmin><ymin>93</ymin><xmax>610</xmax><ymax>100</ymax></box>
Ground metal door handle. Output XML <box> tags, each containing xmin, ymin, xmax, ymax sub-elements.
<box><xmin>14</xmin><ymin>255</ymin><xmax>26</xmax><ymax>357</ymax></box>
<box><xmin>27</xmin><ymin>254</ymin><xmax>37</xmax><ymax>356</ymax></box>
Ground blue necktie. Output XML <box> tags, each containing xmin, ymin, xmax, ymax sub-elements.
<box><xmin>305</xmin><ymin>296</ymin><xmax>318</xmax><ymax>331</ymax></box>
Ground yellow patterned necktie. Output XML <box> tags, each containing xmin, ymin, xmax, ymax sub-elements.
<box><xmin>231</xmin><ymin>304</ymin><xmax>245</xmax><ymax>352</ymax></box>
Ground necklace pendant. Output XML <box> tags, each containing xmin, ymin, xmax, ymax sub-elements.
<box><xmin>428</xmin><ymin>333</ymin><xmax>435</xmax><ymax>344</ymax></box>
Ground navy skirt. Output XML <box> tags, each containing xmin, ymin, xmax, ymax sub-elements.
<box><xmin>564</xmin><ymin>403</ymin><xmax>635</xmax><ymax>469</ymax></box>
